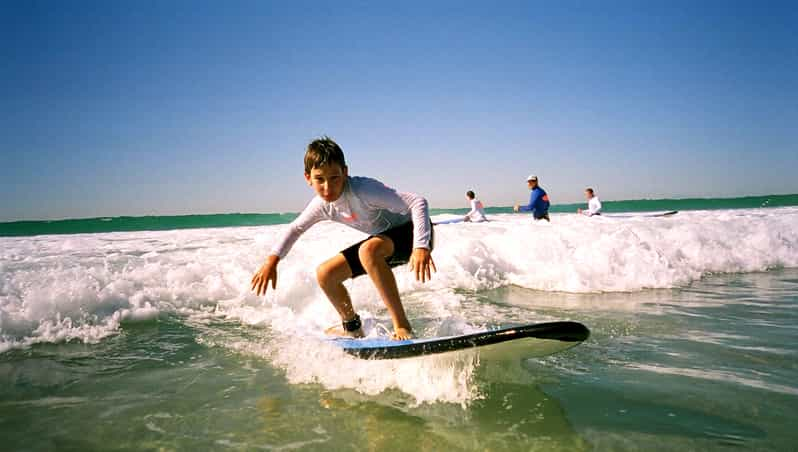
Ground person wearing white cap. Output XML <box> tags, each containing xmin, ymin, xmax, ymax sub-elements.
<box><xmin>513</xmin><ymin>175</ymin><xmax>550</xmax><ymax>221</ymax></box>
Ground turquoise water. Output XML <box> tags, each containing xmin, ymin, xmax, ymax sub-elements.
<box><xmin>2</xmin><ymin>270</ymin><xmax>796</xmax><ymax>451</ymax></box>
<box><xmin>0</xmin><ymin>213</ymin><xmax>296</xmax><ymax>237</ymax></box>
<box><xmin>2</xmin><ymin>193</ymin><xmax>797</xmax><ymax>237</ymax></box>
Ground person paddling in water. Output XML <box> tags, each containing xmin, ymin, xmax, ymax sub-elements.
<box><xmin>577</xmin><ymin>187</ymin><xmax>602</xmax><ymax>216</ymax></box>
<box><xmin>463</xmin><ymin>190</ymin><xmax>488</xmax><ymax>222</ymax></box>
<box><xmin>513</xmin><ymin>174</ymin><xmax>550</xmax><ymax>221</ymax></box>
<box><xmin>251</xmin><ymin>137</ymin><xmax>436</xmax><ymax>340</ymax></box>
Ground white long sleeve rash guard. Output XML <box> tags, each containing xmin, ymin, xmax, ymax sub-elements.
<box><xmin>583</xmin><ymin>196</ymin><xmax>602</xmax><ymax>216</ymax></box>
<box><xmin>269</xmin><ymin>176</ymin><xmax>432</xmax><ymax>259</ymax></box>
<box><xmin>464</xmin><ymin>199</ymin><xmax>487</xmax><ymax>222</ymax></box>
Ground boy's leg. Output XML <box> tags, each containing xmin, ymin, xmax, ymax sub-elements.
<box><xmin>358</xmin><ymin>236</ymin><xmax>413</xmax><ymax>340</ymax></box>
<box><xmin>316</xmin><ymin>254</ymin><xmax>363</xmax><ymax>337</ymax></box>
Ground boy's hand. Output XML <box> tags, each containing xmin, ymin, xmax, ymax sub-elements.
<box><xmin>513</xmin><ymin>204</ymin><xmax>520</xmax><ymax>212</ymax></box>
<box><xmin>409</xmin><ymin>248</ymin><xmax>436</xmax><ymax>283</ymax></box>
<box><xmin>251</xmin><ymin>255</ymin><xmax>280</xmax><ymax>296</ymax></box>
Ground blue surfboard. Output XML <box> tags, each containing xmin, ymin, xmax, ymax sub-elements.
<box><xmin>603</xmin><ymin>210</ymin><xmax>678</xmax><ymax>218</ymax></box>
<box><xmin>432</xmin><ymin>218</ymin><xmax>464</xmax><ymax>225</ymax></box>
<box><xmin>328</xmin><ymin>321</ymin><xmax>589</xmax><ymax>360</ymax></box>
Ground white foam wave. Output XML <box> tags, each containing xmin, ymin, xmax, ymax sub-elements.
<box><xmin>272</xmin><ymin>335</ymin><xmax>481</xmax><ymax>406</ymax></box>
<box><xmin>2</xmin><ymin>207</ymin><xmax>798</xmax><ymax>402</ymax></box>
<box><xmin>428</xmin><ymin>209</ymin><xmax>798</xmax><ymax>293</ymax></box>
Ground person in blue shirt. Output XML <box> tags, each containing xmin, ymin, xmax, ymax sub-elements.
<box><xmin>513</xmin><ymin>175</ymin><xmax>550</xmax><ymax>221</ymax></box>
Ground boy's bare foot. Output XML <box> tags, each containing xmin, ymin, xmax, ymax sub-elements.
<box><xmin>324</xmin><ymin>325</ymin><xmax>365</xmax><ymax>338</ymax></box>
<box><xmin>392</xmin><ymin>327</ymin><xmax>414</xmax><ymax>340</ymax></box>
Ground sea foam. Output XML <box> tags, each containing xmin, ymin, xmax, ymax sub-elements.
<box><xmin>2</xmin><ymin>208</ymin><xmax>798</xmax><ymax>402</ymax></box>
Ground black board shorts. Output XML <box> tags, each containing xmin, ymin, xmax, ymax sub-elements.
<box><xmin>341</xmin><ymin>221</ymin><xmax>433</xmax><ymax>279</ymax></box>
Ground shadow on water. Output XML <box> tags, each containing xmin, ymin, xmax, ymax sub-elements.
<box><xmin>314</xmin><ymin>376</ymin><xmax>588</xmax><ymax>452</ymax></box>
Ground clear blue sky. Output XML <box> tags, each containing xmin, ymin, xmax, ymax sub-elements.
<box><xmin>2</xmin><ymin>0</ymin><xmax>796</xmax><ymax>221</ymax></box>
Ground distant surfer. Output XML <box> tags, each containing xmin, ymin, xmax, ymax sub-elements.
<box><xmin>251</xmin><ymin>137</ymin><xmax>435</xmax><ymax>340</ymax></box>
<box><xmin>513</xmin><ymin>175</ymin><xmax>550</xmax><ymax>221</ymax></box>
<box><xmin>578</xmin><ymin>188</ymin><xmax>602</xmax><ymax>216</ymax></box>
<box><xmin>463</xmin><ymin>190</ymin><xmax>488</xmax><ymax>222</ymax></box>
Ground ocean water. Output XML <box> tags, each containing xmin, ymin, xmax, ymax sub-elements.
<box><xmin>2</xmin><ymin>193</ymin><xmax>797</xmax><ymax>237</ymax></box>
<box><xmin>2</xmin><ymin>207</ymin><xmax>798</xmax><ymax>450</ymax></box>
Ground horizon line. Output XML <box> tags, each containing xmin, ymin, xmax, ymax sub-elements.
<box><xmin>2</xmin><ymin>192</ymin><xmax>797</xmax><ymax>224</ymax></box>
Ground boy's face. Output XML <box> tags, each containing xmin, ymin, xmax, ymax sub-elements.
<box><xmin>305</xmin><ymin>163</ymin><xmax>347</xmax><ymax>202</ymax></box>
<box><xmin>585</xmin><ymin>190</ymin><xmax>593</xmax><ymax>199</ymax></box>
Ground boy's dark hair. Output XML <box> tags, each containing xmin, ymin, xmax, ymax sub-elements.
<box><xmin>466</xmin><ymin>190</ymin><xmax>475</xmax><ymax>199</ymax></box>
<box><xmin>304</xmin><ymin>137</ymin><xmax>347</xmax><ymax>174</ymax></box>
<box><xmin>586</xmin><ymin>188</ymin><xmax>594</xmax><ymax>195</ymax></box>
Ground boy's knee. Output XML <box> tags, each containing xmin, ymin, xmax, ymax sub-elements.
<box><xmin>358</xmin><ymin>240</ymin><xmax>385</xmax><ymax>268</ymax></box>
<box><xmin>316</xmin><ymin>263</ymin><xmax>333</xmax><ymax>286</ymax></box>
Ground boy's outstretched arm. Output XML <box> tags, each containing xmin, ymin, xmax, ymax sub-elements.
<box><xmin>402</xmin><ymin>193</ymin><xmax>436</xmax><ymax>283</ymax></box>
<box><xmin>252</xmin><ymin>198</ymin><xmax>325</xmax><ymax>296</ymax></box>
<box><xmin>251</xmin><ymin>255</ymin><xmax>280</xmax><ymax>296</ymax></box>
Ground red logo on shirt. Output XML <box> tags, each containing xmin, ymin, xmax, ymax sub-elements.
<box><xmin>340</xmin><ymin>211</ymin><xmax>358</xmax><ymax>222</ymax></box>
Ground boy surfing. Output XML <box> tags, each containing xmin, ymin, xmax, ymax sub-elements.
<box><xmin>251</xmin><ymin>138</ymin><xmax>435</xmax><ymax>340</ymax></box>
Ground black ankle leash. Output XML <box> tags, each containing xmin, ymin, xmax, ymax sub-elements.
<box><xmin>342</xmin><ymin>314</ymin><xmax>362</xmax><ymax>332</ymax></box>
